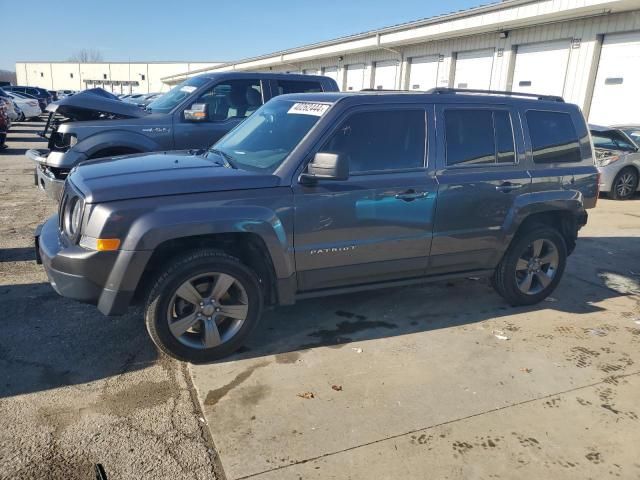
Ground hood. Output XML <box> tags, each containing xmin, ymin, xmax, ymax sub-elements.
<box><xmin>46</xmin><ymin>89</ymin><xmax>147</xmax><ymax>120</ymax></box>
<box><xmin>69</xmin><ymin>151</ymin><xmax>280</xmax><ymax>203</ymax></box>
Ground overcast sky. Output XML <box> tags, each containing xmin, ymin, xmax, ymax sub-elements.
<box><xmin>1</xmin><ymin>0</ymin><xmax>483</xmax><ymax>71</ymax></box>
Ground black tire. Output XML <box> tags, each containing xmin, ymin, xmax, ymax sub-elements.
<box><xmin>492</xmin><ymin>225</ymin><xmax>567</xmax><ymax>306</ymax></box>
<box><xmin>609</xmin><ymin>167</ymin><xmax>638</xmax><ymax>200</ymax></box>
<box><xmin>145</xmin><ymin>249</ymin><xmax>263</xmax><ymax>363</ymax></box>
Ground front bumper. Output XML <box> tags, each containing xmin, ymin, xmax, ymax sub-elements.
<box><xmin>26</xmin><ymin>149</ymin><xmax>67</xmax><ymax>201</ymax></box>
<box><xmin>36</xmin><ymin>215</ymin><xmax>149</xmax><ymax>316</ymax></box>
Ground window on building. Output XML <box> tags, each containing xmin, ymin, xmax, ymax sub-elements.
<box><xmin>526</xmin><ymin>110</ymin><xmax>581</xmax><ymax>163</ymax></box>
<box><xmin>103</xmin><ymin>74</ymin><xmax>108</xmax><ymax>80</ymax></box>
<box><xmin>70</xmin><ymin>73</ymin><xmax>74</xmax><ymax>79</ymax></box>
<box><xmin>193</xmin><ymin>79</ymin><xmax>263</xmax><ymax>122</ymax></box>
<box><xmin>141</xmin><ymin>74</ymin><xmax>146</xmax><ymax>81</ymax></box>
<box><xmin>320</xmin><ymin>109</ymin><xmax>426</xmax><ymax>173</ymax></box>
<box><xmin>40</xmin><ymin>72</ymin><xmax>44</xmax><ymax>78</ymax></box>
<box><xmin>444</xmin><ymin>109</ymin><xmax>516</xmax><ymax>166</ymax></box>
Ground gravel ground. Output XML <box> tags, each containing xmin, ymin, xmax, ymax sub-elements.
<box><xmin>0</xmin><ymin>120</ymin><xmax>223</xmax><ymax>480</ymax></box>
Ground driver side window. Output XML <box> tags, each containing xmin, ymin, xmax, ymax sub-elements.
<box><xmin>194</xmin><ymin>80</ymin><xmax>262</xmax><ymax>122</ymax></box>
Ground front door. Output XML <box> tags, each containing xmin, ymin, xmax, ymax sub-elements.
<box><xmin>293</xmin><ymin>106</ymin><xmax>438</xmax><ymax>291</ymax></box>
<box><xmin>430</xmin><ymin>104</ymin><xmax>531</xmax><ymax>274</ymax></box>
<box><xmin>172</xmin><ymin>79</ymin><xmax>264</xmax><ymax>150</ymax></box>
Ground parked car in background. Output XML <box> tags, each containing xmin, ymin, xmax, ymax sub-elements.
<box><xmin>135</xmin><ymin>92</ymin><xmax>163</xmax><ymax>108</ymax></box>
<box><xmin>590</xmin><ymin>124</ymin><xmax>640</xmax><ymax>200</ymax></box>
<box><xmin>35</xmin><ymin>89</ymin><xmax>598</xmax><ymax>362</ymax></box>
<box><xmin>48</xmin><ymin>90</ymin><xmax>59</xmax><ymax>101</ymax></box>
<box><xmin>0</xmin><ymin>89</ymin><xmax>18</xmax><ymax>121</ymax></box>
<box><xmin>57</xmin><ymin>90</ymin><xmax>77</xmax><ymax>98</ymax></box>
<box><xmin>5</xmin><ymin>91</ymin><xmax>42</xmax><ymax>120</ymax></box>
<box><xmin>0</xmin><ymin>100</ymin><xmax>9</xmax><ymax>150</ymax></box>
<box><xmin>3</xmin><ymin>86</ymin><xmax>52</xmax><ymax>110</ymax></box>
<box><xmin>27</xmin><ymin>72</ymin><xmax>339</xmax><ymax>200</ymax></box>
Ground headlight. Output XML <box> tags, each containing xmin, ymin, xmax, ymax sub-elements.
<box><xmin>63</xmin><ymin>196</ymin><xmax>84</xmax><ymax>238</ymax></box>
<box><xmin>69</xmin><ymin>134</ymin><xmax>78</xmax><ymax>147</ymax></box>
<box><xmin>595</xmin><ymin>154</ymin><xmax>620</xmax><ymax>167</ymax></box>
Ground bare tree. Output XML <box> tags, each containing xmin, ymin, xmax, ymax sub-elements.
<box><xmin>68</xmin><ymin>49</ymin><xmax>104</xmax><ymax>63</ymax></box>
<box><xmin>0</xmin><ymin>70</ymin><xmax>17</xmax><ymax>84</ymax></box>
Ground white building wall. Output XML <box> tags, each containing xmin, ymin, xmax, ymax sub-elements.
<box><xmin>14</xmin><ymin>62</ymin><xmax>223</xmax><ymax>93</ymax></box>
<box><xmin>233</xmin><ymin>10</ymin><xmax>640</xmax><ymax>119</ymax></box>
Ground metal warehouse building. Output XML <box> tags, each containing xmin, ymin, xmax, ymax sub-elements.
<box><xmin>164</xmin><ymin>0</ymin><xmax>640</xmax><ymax>125</ymax></box>
<box><xmin>14</xmin><ymin>61</ymin><xmax>224</xmax><ymax>94</ymax></box>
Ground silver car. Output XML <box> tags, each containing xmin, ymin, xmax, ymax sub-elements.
<box><xmin>590</xmin><ymin>125</ymin><xmax>640</xmax><ymax>200</ymax></box>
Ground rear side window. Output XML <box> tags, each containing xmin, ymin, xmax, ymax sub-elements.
<box><xmin>526</xmin><ymin>110</ymin><xmax>581</xmax><ymax>163</ymax></box>
<box><xmin>444</xmin><ymin>109</ymin><xmax>516</xmax><ymax>166</ymax></box>
<box><xmin>321</xmin><ymin>109</ymin><xmax>426</xmax><ymax>173</ymax></box>
<box><xmin>275</xmin><ymin>80</ymin><xmax>323</xmax><ymax>95</ymax></box>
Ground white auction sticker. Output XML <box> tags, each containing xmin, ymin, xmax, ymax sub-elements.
<box><xmin>288</xmin><ymin>103</ymin><xmax>330</xmax><ymax>116</ymax></box>
<box><xmin>180</xmin><ymin>86</ymin><xmax>197</xmax><ymax>93</ymax></box>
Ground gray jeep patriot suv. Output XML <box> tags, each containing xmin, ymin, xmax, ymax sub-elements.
<box><xmin>36</xmin><ymin>88</ymin><xmax>599</xmax><ymax>362</ymax></box>
<box><xmin>27</xmin><ymin>72</ymin><xmax>339</xmax><ymax>200</ymax></box>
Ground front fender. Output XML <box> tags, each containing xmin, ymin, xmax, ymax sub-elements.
<box><xmin>120</xmin><ymin>203</ymin><xmax>294</xmax><ymax>279</ymax></box>
<box><xmin>75</xmin><ymin>130</ymin><xmax>162</xmax><ymax>158</ymax></box>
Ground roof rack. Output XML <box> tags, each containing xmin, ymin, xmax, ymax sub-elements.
<box><xmin>427</xmin><ymin>87</ymin><xmax>564</xmax><ymax>102</ymax></box>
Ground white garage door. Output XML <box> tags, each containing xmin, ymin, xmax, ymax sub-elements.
<box><xmin>512</xmin><ymin>40</ymin><xmax>570</xmax><ymax>97</ymax></box>
<box><xmin>373</xmin><ymin>60</ymin><xmax>398</xmax><ymax>90</ymax></box>
<box><xmin>454</xmin><ymin>49</ymin><xmax>494</xmax><ymax>89</ymax></box>
<box><xmin>589</xmin><ymin>31</ymin><xmax>640</xmax><ymax>126</ymax></box>
<box><xmin>408</xmin><ymin>56</ymin><xmax>440</xmax><ymax>91</ymax></box>
<box><xmin>322</xmin><ymin>66</ymin><xmax>338</xmax><ymax>83</ymax></box>
<box><xmin>345</xmin><ymin>64</ymin><xmax>365</xmax><ymax>91</ymax></box>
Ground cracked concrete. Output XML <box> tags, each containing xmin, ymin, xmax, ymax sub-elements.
<box><xmin>0</xmin><ymin>122</ymin><xmax>221</xmax><ymax>480</ymax></box>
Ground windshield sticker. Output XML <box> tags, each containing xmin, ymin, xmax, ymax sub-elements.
<box><xmin>288</xmin><ymin>103</ymin><xmax>330</xmax><ymax>116</ymax></box>
<box><xmin>180</xmin><ymin>86</ymin><xmax>197</xmax><ymax>93</ymax></box>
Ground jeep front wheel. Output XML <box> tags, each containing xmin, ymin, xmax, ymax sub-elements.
<box><xmin>492</xmin><ymin>226</ymin><xmax>567</xmax><ymax>306</ymax></box>
<box><xmin>145</xmin><ymin>249</ymin><xmax>263</xmax><ymax>363</ymax></box>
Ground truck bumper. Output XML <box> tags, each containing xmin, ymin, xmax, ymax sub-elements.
<box><xmin>36</xmin><ymin>215</ymin><xmax>151</xmax><ymax>316</ymax></box>
<box><xmin>26</xmin><ymin>149</ymin><xmax>67</xmax><ymax>201</ymax></box>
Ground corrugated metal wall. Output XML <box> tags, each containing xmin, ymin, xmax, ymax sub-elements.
<box><xmin>266</xmin><ymin>11</ymin><xmax>640</xmax><ymax>115</ymax></box>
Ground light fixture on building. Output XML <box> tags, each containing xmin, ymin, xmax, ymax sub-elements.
<box><xmin>338</xmin><ymin>56</ymin><xmax>344</xmax><ymax>62</ymax></box>
<box><xmin>499</xmin><ymin>31</ymin><xmax>509</xmax><ymax>39</ymax></box>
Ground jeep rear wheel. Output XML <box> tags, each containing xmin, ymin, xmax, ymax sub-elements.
<box><xmin>145</xmin><ymin>249</ymin><xmax>263</xmax><ymax>363</ymax></box>
<box><xmin>492</xmin><ymin>226</ymin><xmax>567</xmax><ymax>306</ymax></box>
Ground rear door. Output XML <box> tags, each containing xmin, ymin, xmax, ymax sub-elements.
<box><xmin>293</xmin><ymin>105</ymin><xmax>437</xmax><ymax>291</ymax></box>
<box><xmin>431</xmin><ymin>104</ymin><xmax>531</xmax><ymax>274</ymax></box>
<box><xmin>172</xmin><ymin>78</ymin><xmax>264</xmax><ymax>149</ymax></box>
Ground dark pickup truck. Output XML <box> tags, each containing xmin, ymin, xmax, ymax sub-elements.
<box><xmin>36</xmin><ymin>88</ymin><xmax>598</xmax><ymax>362</ymax></box>
<box><xmin>26</xmin><ymin>72</ymin><xmax>339</xmax><ymax>200</ymax></box>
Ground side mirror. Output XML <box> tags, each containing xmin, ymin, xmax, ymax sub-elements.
<box><xmin>300</xmin><ymin>152</ymin><xmax>349</xmax><ymax>183</ymax></box>
<box><xmin>184</xmin><ymin>103</ymin><xmax>207</xmax><ymax>121</ymax></box>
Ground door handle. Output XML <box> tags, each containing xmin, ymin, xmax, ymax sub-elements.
<box><xmin>495</xmin><ymin>182</ymin><xmax>524</xmax><ymax>193</ymax></box>
<box><xmin>394</xmin><ymin>190</ymin><xmax>428</xmax><ymax>201</ymax></box>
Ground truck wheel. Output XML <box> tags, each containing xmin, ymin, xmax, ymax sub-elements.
<box><xmin>492</xmin><ymin>225</ymin><xmax>567</xmax><ymax>306</ymax></box>
<box><xmin>145</xmin><ymin>249</ymin><xmax>263</xmax><ymax>363</ymax></box>
<box><xmin>609</xmin><ymin>167</ymin><xmax>638</xmax><ymax>200</ymax></box>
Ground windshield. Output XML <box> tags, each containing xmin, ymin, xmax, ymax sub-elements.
<box><xmin>146</xmin><ymin>76</ymin><xmax>210</xmax><ymax>113</ymax></box>
<box><xmin>591</xmin><ymin>129</ymin><xmax>637</xmax><ymax>152</ymax></box>
<box><xmin>620</xmin><ymin>128</ymin><xmax>640</xmax><ymax>147</ymax></box>
<box><xmin>209</xmin><ymin>98</ymin><xmax>331</xmax><ymax>173</ymax></box>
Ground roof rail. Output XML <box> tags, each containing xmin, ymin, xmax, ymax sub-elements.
<box><xmin>427</xmin><ymin>87</ymin><xmax>564</xmax><ymax>102</ymax></box>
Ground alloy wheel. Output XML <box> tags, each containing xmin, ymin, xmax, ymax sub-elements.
<box><xmin>515</xmin><ymin>239</ymin><xmax>559</xmax><ymax>295</ymax></box>
<box><xmin>167</xmin><ymin>272</ymin><xmax>249</xmax><ymax>349</ymax></box>
<box><xmin>615</xmin><ymin>172</ymin><xmax>636</xmax><ymax>198</ymax></box>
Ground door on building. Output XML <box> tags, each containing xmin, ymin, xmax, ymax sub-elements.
<box><xmin>408</xmin><ymin>56</ymin><xmax>440</xmax><ymax>91</ymax></box>
<box><xmin>511</xmin><ymin>40</ymin><xmax>571</xmax><ymax>96</ymax></box>
<box><xmin>373</xmin><ymin>60</ymin><xmax>399</xmax><ymax>90</ymax></box>
<box><xmin>454</xmin><ymin>49</ymin><xmax>495</xmax><ymax>89</ymax></box>
<box><xmin>323</xmin><ymin>66</ymin><xmax>339</xmax><ymax>87</ymax></box>
<box><xmin>589</xmin><ymin>31</ymin><xmax>640</xmax><ymax>125</ymax></box>
<box><xmin>345</xmin><ymin>64</ymin><xmax>365</xmax><ymax>91</ymax></box>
